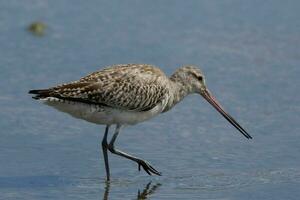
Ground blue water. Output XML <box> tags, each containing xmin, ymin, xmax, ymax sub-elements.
<box><xmin>0</xmin><ymin>0</ymin><xmax>299</xmax><ymax>199</ymax></box>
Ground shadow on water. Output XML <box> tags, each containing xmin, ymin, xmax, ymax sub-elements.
<box><xmin>102</xmin><ymin>181</ymin><xmax>161</xmax><ymax>200</ymax></box>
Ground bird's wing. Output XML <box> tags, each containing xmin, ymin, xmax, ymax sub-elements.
<box><xmin>33</xmin><ymin>64</ymin><xmax>169</xmax><ymax>111</ymax></box>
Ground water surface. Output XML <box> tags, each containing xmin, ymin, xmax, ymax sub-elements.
<box><xmin>0</xmin><ymin>0</ymin><xmax>299</xmax><ymax>199</ymax></box>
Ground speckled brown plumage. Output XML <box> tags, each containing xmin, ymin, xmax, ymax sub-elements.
<box><xmin>30</xmin><ymin>64</ymin><xmax>169</xmax><ymax>111</ymax></box>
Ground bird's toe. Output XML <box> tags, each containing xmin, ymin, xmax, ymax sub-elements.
<box><xmin>137</xmin><ymin>160</ymin><xmax>161</xmax><ymax>176</ymax></box>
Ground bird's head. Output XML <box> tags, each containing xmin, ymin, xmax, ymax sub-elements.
<box><xmin>172</xmin><ymin>65</ymin><xmax>207</xmax><ymax>94</ymax></box>
<box><xmin>172</xmin><ymin>65</ymin><xmax>252</xmax><ymax>139</ymax></box>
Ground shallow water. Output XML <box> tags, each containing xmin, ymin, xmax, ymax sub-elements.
<box><xmin>0</xmin><ymin>0</ymin><xmax>300</xmax><ymax>199</ymax></box>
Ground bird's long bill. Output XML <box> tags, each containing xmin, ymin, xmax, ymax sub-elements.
<box><xmin>201</xmin><ymin>89</ymin><xmax>252</xmax><ymax>139</ymax></box>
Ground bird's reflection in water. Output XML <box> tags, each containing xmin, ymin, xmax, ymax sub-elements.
<box><xmin>137</xmin><ymin>181</ymin><xmax>161</xmax><ymax>200</ymax></box>
<box><xmin>102</xmin><ymin>181</ymin><xmax>110</xmax><ymax>200</ymax></box>
<box><xmin>102</xmin><ymin>181</ymin><xmax>161</xmax><ymax>200</ymax></box>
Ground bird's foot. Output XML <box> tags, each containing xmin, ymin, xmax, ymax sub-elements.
<box><xmin>137</xmin><ymin>159</ymin><xmax>161</xmax><ymax>176</ymax></box>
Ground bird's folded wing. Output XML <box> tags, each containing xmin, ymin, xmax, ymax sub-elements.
<box><xmin>42</xmin><ymin>67</ymin><xmax>168</xmax><ymax>111</ymax></box>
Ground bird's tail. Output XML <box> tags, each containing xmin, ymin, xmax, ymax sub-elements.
<box><xmin>29</xmin><ymin>89</ymin><xmax>52</xmax><ymax>99</ymax></box>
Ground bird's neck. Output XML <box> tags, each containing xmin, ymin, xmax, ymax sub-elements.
<box><xmin>162</xmin><ymin>75</ymin><xmax>192</xmax><ymax>112</ymax></box>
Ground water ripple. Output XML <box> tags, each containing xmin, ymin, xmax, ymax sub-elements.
<box><xmin>167</xmin><ymin>168</ymin><xmax>300</xmax><ymax>191</ymax></box>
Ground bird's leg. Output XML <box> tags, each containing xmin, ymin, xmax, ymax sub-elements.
<box><xmin>107</xmin><ymin>124</ymin><xmax>161</xmax><ymax>176</ymax></box>
<box><xmin>101</xmin><ymin>125</ymin><xmax>110</xmax><ymax>181</ymax></box>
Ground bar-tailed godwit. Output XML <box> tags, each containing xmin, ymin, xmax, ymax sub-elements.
<box><xmin>29</xmin><ymin>64</ymin><xmax>252</xmax><ymax>181</ymax></box>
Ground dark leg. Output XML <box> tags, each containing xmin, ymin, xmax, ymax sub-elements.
<box><xmin>107</xmin><ymin>124</ymin><xmax>161</xmax><ymax>176</ymax></box>
<box><xmin>102</xmin><ymin>125</ymin><xmax>110</xmax><ymax>181</ymax></box>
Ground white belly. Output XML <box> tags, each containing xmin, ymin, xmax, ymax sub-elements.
<box><xmin>40</xmin><ymin>97</ymin><xmax>163</xmax><ymax>125</ymax></box>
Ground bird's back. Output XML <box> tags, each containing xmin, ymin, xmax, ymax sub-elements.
<box><xmin>30</xmin><ymin>64</ymin><xmax>170</xmax><ymax>112</ymax></box>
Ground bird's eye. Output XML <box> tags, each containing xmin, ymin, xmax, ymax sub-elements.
<box><xmin>190</xmin><ymin>72</ymin><xmax>203</xmax><ymax>81</ymax></box>
<box><xmin>197</xmin><ymin>76</ymin><xmax>203</xmax><ymax>81</ymax></box>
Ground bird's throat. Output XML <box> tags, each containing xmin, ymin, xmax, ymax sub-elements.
<box><xmin>162</xmin><ymin>79</ymin><xmax>191</xmax><ymax>112</ymax></box>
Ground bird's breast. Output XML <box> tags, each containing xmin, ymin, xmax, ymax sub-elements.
<box><xmin>40</xmin><ymin>97</ymin><xmax>164</xmax><ymax>125</ymax></box>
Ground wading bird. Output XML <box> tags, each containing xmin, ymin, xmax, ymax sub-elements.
<box><xmin>29</xmin><ymin>64</ymin><xmax>252</xmax><ymax>181</ymax></box>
